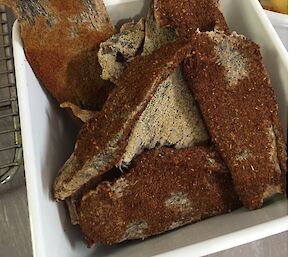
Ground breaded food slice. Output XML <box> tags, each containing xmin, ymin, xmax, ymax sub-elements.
<box><xmin>119</xmin><ymin>66</ymin><xmax>209</xmax><ymax>167</ymax></box>
<box><xmin>53</xmin><ymin>39</ymin><xmax>193</xmax><ymax>200</ymax></box>
<box><xmin>1</xmin><ymin>0</ymin><xmax>115</xmax><ymax>110</ymax></box>
<box><xmin>153</xmin><ymin>0</ymin><xmax>229</xmax><ymax>38</ymax></box>
<box><xmin>79</xmin><ymin>146</ymin><xmax>241</xmax><ymax>245</ymax></box>
<box><xmin>184</xmin><ymin>31</ymin><xmax>287</xmax><ymax>209</ymax></box>
<box><xmin>142</xmin><ymin>3</ymin><xmax>177</xmax><ymax>55</ymax></box>
<box><xmin>98</xmin><ymin>19</ymin><xmax>145</xmax><ymax>83</ymax></box>
<box><xmin>120</xmin><ymin>4</ymin><xmax>211</xmax><ymax>167</ymax></box>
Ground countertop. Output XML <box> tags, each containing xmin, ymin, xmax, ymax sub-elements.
<box><xmin>0</xmin><ymin>8</ymin><xmax>288</xmax><ymax>257</ymax></box>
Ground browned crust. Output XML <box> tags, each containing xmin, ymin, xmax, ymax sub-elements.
<box><xmin>153</xmin><ymin>0</ymin><xmax>229</xmax><ymax>37</ymax></box>
<box><xmin>53</xmin><ymin>39</ymin><xmax>193</xmax><ymax>200</ymax></box>
<box><xmin>79</xmin><ymin>146</ymin><xmax>241</xmax><ymax>245</ymax></box>
<box><xmin>76</xmin><ymin>39</ymin><xmax>192</xmax><ymax>163</ymax></box>
<box><xmin>7</xmin><ymin>0</ymin><xmax>115</xmax><ymax>110</ymax></box>
<box><xmin>183</xmin><ymin>32</ymin><xmax>287</xmax><ymax>209</ymax></box>
<box><xmin>271</xmin><ymin>112</ymin><xmax>288</xmax><ymax>173</ymax></box>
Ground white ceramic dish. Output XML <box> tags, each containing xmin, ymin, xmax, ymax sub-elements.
<box><xmin>265</xmin><ymin>10</ymin><xmax>288</xmax><ymax>49</ymax></box>
<box><xmin>12</xmin><ymin>0</ymin><xmax>288</xmax><ymax>257</ymax></box>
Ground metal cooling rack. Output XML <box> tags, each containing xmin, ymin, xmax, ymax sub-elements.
<box><xmin>0</xmin><ymin>5</ymin><xmax>22</xmax><ymax>185</ymax></box>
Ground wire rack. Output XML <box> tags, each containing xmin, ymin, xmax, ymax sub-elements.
<box><xmin>0</xmin><ymin>5</ymin><xmax>22</xmax><ymax>185</ymax></box>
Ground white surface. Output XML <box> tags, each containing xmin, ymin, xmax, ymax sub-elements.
<box><xmin>12</xmin><ymin>0</ymin><xmax>288</xmax><ymax>257</ymax></box>
<box><xmin>265</xmin><ymin>10</ymin><xmax>288</xmax><ymax>49</ymax></box>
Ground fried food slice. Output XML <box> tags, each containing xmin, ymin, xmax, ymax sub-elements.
<box><xmin>79</xmin><ymin>146</ymin><xmax>241</xmax><ymax>245</ymax></box>
<box><xmin>184</xmin><ymin>31</ymin><xmax>287</xmax><ymax>209</ymax></box>
<box><xmin>153</xmin><ymin>0</ymin><xmax>229</xmax><ymax>38</ymax></box>
<box><xmin>98</xmin><ymin>19</ymin><xmax>145</xmax><ymax>83</ymax></box>
<box><xmin>1</xmin><ymin>0</ymin><xmax>115</xmax><ymax>110</ymax></box>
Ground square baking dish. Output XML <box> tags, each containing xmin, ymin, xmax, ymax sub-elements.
<box><xmin>12</xmin><ymin>0</ymin><xmax>288</xmax><ymax>256</ymax></box>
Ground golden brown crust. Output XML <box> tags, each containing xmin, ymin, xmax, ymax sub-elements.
<box><xmin>183</xmin><ymin>32</ymin><xmax>287</xmax><ymax>209</ymax></box>
<box><xmin>8</xmin><ymin>0</ymin><xmax>115</xmax><ymax>110</ymax></box>
<box><xmin>153</xmin><ymin>0</ymin><xmax>229</xmax><ymax>37</ymax></box>
<box><xmin>53</xmin><ymin>39</ymin><xmax>193</xmax><ymax>200</ymax></box>
<box><xmin>79</xmin><ymin>146</ymin><xmax>241</xmax><ymax>245</ymax></box>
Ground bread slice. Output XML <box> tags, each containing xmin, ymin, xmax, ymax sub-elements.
<box><xmin>53</xmin><ymin>39</ymin><xmax>194</xmax><ymax>200</ymax></box>
<box><xmin>119</xmin><ymin>66</ymin><xmax>209</xmax><ymax>167</ymax></box>
<box><xmin>79</xmin><ymin>146</ymin><xmax>241</xmax><ymax>245</ymax></box>
<box><xmin>142</xmin><ymin>4</ymin><xmax>177</xmax><ymax>55</ymax></box>
<box><xmin>119</xmin><ymin>6</ymin><xmax>209</xmax><ymax>166</ymax></box>
<box><xmin>2</xmin><ymin>0</ymin><xmax>115</xmax><ymax>110</ymax></box>
<box><xmin>184</xmin><ymin>31</ymin><xmax>287</xmax><ymax>209</ymax></box>
<box><xmin>153</xmin><ymin>0</ymin><xmax>229</xmax><ymax>38</ymax></box>
<box><xmin>98</xmin><ymin>19</ymin><xmax>145</xmax><ymax>83</ymax></box>
<box><xmin>120</xmin><ymin>0</ymin><xmax>233</xmax><ymax>166</ymax></box>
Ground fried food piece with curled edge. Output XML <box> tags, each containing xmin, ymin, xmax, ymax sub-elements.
<box><xmin>1</xmin><ymin>0</ymin><xmax>115</xmax><ymax>110</ymax></box>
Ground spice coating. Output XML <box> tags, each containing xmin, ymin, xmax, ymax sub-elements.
<box><xmin>154</xmin><ymin>0</ymin><xmax>229</xmax><ymax>37</ymax></box>
<box><xmin>184</xmin><ymin>32</ymin><xmax>287</xmax><ymax>209</ymax></box>
<box><xmin>79</xmin><ymin>146</ymin><xmax>241</xmax><ymax>245</ymax></box>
